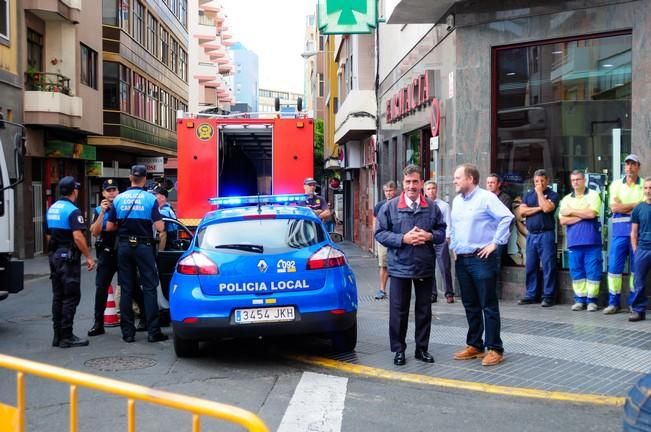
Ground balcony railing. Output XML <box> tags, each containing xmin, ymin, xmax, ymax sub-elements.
<box><xmin>24</xmin><ymin>72</ymin><xmax>72</xmax><ymax>96</ymax></box>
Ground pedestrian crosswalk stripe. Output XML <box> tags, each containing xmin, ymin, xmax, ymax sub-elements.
<box><xmin>277</xmin><ymin>372</ymin><xmax>348</xmax><ymax>432</ymax></box>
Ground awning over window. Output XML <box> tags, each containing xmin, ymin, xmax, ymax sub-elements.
<box><xmin>385</xmin><ymin>0</ymin><xmax>457</xmax><ymax>24</ymax></box>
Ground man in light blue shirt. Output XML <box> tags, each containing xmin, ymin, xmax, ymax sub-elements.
<box><xmin>450</xmin><ymin>164</ymin><xmax>513</xmax><ymax>367</ymax></box>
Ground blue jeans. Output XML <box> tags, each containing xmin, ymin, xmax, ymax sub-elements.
<box><xmin>117</xmin><ymin>242</ymin><xmax>161</xmax><ymax>338</ymax></box>
<box><xmin>455</xmin><ymin>253</ymin><xmax>503</xmax><ymax>353</ymax></box>
<box><xmin>525</xmin><ymin>231</ymin><xmax>557</xmax><ymax>301</ymax></box>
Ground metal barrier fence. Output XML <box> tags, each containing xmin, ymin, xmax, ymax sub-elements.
<box><xmin>0</xmin><ymin>354</ymin><xmax>269</xmax><ymax>432</ymax></box>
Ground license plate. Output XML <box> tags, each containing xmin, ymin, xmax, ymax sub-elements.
<box><xmin>234</xmin><ymin>306</ymin><xmax>295</xmax><ymax>324</ymax></box>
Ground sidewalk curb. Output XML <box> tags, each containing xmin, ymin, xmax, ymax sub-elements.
<box><xmin>289</xmin><ymin>354</ymin><xmax>627</xmax><ymax>407</ymax></box>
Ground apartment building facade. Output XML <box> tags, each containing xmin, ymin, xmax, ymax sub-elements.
<box><xmin>188</xmin><ymin>0</ymin><xmax>234</xmax><ymax>114</ymax></box>
<box><xmin>18</xmin><ymin>0</ymin><xmax>103</xmax><ymax>257</ymax></box>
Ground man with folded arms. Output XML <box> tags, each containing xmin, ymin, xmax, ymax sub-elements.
<box><xmin>450</xmin><ymin>164</ymin><xmax>513</xmax><ymax>366</ymax></box>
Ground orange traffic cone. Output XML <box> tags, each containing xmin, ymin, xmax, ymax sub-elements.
<box><xmin>103</xmin><ymin>284</ymin><xmax>120</xmax><ymax>327</ymax></box>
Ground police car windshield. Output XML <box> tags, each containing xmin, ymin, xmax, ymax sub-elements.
<box><xmin>197</xmin><ymin>218</ymin><xmax>325</xmax><ymax>253</ymax></box>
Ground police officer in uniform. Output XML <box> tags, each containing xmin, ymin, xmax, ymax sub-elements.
<box><xmin>46</xmin><ymin>176</ymin><xmax>96</xmax><ymax>348</ymax></box>
<box><xmin>88</xmin><ymin>179</ymin><xmax>119</xmax><ymax>336</ymax></box>
<box><xmin>107</xmin><ymin>165</ymin><xmax>168</xmax><ymax>343</ymax></box>
<box><xmin>153</xmin><ymin>185</ymin><xmax>177</xmax><ymax>250</ymax></box>
<box><xmin>303</xmin><ymin>177</ymin><xmax>331</xmax><ymax>222</ymax></box>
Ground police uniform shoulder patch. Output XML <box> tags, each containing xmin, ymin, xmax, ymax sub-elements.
<box><xmin>77</xmin><ymin>215</ymin><xmax>85</xmax><ymax>224</ymax></box>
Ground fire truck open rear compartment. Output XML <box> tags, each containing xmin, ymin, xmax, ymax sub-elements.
<box><xmin>176</xmin><ymin>114</ymin><xmax>314</xmax><ymax>226</ymax></box>
<box><xmin>218</xmin><ymin>126</ymin><xmax>273</xmax><ymax>197</ymax></box>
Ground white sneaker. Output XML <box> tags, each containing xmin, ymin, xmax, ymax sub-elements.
<box><xmin>571</xmin><ymin>302</ymin><xmax>586</xmax><ymax>311</ymax></box>
<box><xmin>587</xmin><ymin>303</ymin><xmax>598</xmax><ymax>312</ymax></box>
<box><xmin>603</xmin><ymin>305</ymin><xmax>620</xmax><ymax>315</ymax></box>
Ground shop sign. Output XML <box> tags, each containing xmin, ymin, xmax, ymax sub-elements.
<box><xmin>137</xmin><ymin>157</ymin><xmax>165</xmax><ymax>173</ymax></box>
<box><xmin>386</xmin><ymin>70</ymin><xmax>438</xmax><ymax>123</ymax></box>
<box><xmin>46</xmin><ymin>140</ymin><xmax>96</xmax><ymax>160</ymax></box>
<box><xmin>86</xmin><ymin>161</ymin><xmax>103</xmax><ymax>177</ymax></box>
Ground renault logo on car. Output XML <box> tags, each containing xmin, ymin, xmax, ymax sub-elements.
<box><xmin>257</xmin><ymin>259</ymin><xmax>268</xmax><ymax>273</ymax></box>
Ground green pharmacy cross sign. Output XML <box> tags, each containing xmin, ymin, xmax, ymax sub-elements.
<box><xmin>318</xmin><ymin>0</ymin><xmax>377</xmax><ymax>34</ymax></box>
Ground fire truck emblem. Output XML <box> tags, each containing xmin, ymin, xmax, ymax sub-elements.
<box><xmin>196</xmin><ymin>124</ymin><xmax>214</xmax><ymax>141</ymax></box>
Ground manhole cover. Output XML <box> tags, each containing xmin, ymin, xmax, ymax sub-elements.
<box><xmin>84</xmin><ymin>356</ymin><xmax>157</xmax><ymax>371</ymax></box>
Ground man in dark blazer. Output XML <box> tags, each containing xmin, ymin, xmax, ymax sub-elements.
<box><xmin>375</xmin><ymin>165</ymin><xmax>447</xmax><ymax>366</ymax></box>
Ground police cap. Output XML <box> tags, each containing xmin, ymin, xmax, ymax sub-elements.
<box><xmin>59</xmin><ymin>176</ymin><xmax>80</xmax><ymax>196</ymax></box>
<box><xmin>304</xmin><ymin>177</ymin><xmax>317</xmax><ymax>185</ymax></box>
<box><xmin>130</xmin><ymin>165</ymin><xmax>147</xmax><ymax>177</ymax></box>
<box><xmin>102</xmin><ymin>178</ymin><xmax>118</xmax><ymax>191</ymax></box>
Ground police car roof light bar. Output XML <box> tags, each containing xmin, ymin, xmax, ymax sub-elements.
<box><xmin>209</xmin><ymin>194</ymin><xmax>308</xmax><ymax>207</ymax></box>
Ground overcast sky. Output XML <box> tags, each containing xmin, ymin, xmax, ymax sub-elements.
<box><xmin>221</xmin><ymin>0</ymin><xmax>317</xmax><ymax>94</ymax></box>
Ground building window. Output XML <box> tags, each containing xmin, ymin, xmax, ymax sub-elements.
<box><xmin>102</xmin><ymin>0</ymin><xmax>118</xmax><ymax>26</ymax></box>
<box><xmin>147</xmin><ymin>13</ymin><xmax>158</xmax><ymax>57</ymax></box>
<box><xmin>160</xmin><ymin>28</ymin><xmax>169</xmax><ymax>66</ymax></box>
<box><xmin>179</xmin><ymin>0</ymin><xmax>187</xmax><ymax>27</ymax></box>
<box><xmin>132</xmin><ymin>72</ymin><xmax>145</xmax><ymax>118</ymax></box>
<box><xmin>27</xmin><ymin>29</ymin><xmax>43</xmax><ymax>70</ymax></box>
<box><xmin>318</xmin><ymin>73</ymin><xmax>324</xmax><ymax>97</ymax></box>
<box><xmin>494</xmin><ymin>32</ymin><xmax>632</xmax><ymax>268</ymax></box>
<box><xmin>103</xmin><ymin>62</ymin><xmax>119</xmax><ymax>109</ymax></box>
<box><xmin>119</xmin><ymin>64</ymin><xmax>131</xmax><ymax>113</ymax></box>
<box><xmin>118</xmin><ymin>0</ymin><xmax>129</xmax><ymax>31</ymax></box>
<box><xmin>80</xmin><ymin>44</ymin><xmax>98</xmax><ymax>89</ymax></box>
<box><xmin>1</xmin><ymin>0</ymin><xmax>10</xmax><ymax>43</ymax></box>
<box><xmin>171</xmin><ymin>38</ymin><xmax>179</xmax><ymax>74</ymax></box>
<box><xmin>132</xmin><ymin>1</ymin><xmax>145</xmax><ymax>45</ymax></box>
<box><xmin>147</xmin><ymin>82</ymin><xmax>158</xmax><ymax>124</ymax></box>
<box><xmin>179</xmin><ymin>49</ymin><xmax>187</xmax><ymax>81</ymax></box>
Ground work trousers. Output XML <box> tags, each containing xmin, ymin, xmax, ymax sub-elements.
<box><xmin>607</xmin><ymin>236</ymin><xmax>635</xmax><ymax>306</ymax></box>
<box><xmin>525</xmin><ymin>231</ymin><xmax>557</xmax><ymax>301</ymax></box>
<box><xmin>117</xmin><ymin>242</ymin><xmax>161</xmax><ymax>338</ymax></box>
<box><xmin>93</xmin><ymin>248</ymin><xmax>119</xmax><ymax>323</ymax></box>
<box><xmin>433</xmin><ymin>241</ymin><xmax>454</xmax><ymax>298</ymax></box>
<box><xmin>49</xmin><ymin>249</ymin><xmax>81</xmax><ymax>339</ymax></box>
<box><xmin>568</xmin><ymin>245</ymin><xmax>603</xmax><ymax>304</ymax></box>
<box><xmin>631</xmin><ymin>248</ymin><xmax>650</xmax><ymax>314</ymax></box>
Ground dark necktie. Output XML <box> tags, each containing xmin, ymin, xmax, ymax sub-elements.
<box><xmin>411</xmin><ymin>202</ymin><xmax>418</xmax><ymax>211</ymax></box>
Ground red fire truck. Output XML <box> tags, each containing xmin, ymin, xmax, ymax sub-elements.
<box><xmin>175</xmin><ymin>111</ymin><xmax>314</xmax><ymax>226</ymax></box>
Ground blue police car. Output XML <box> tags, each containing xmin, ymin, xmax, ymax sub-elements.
<box><xmin>167</xmin><ymin>195</ymin><xmax>358</xmax><ymax>357</ymax></box>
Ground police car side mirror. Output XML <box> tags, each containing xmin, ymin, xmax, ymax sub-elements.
<box><xmin>329</xmin><ymin>232</ymin><xmax>344</xmax><ymax>243</ymax></box>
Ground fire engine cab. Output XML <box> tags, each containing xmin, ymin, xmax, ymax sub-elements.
<box><xmin>175</xmin><ymin>109</ymin><xmax>314</xmax><ymax>227</ymax></box>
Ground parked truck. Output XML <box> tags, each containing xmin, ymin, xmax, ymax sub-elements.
<box><xmin>174</xmin><ymin>105</ymin><xmax>314</xmax><ymax>227</ymax></box>
<box><xmin>0</xmin><ymin>120</ymin><xmax>25</xmax><ymax>302</ymax></box>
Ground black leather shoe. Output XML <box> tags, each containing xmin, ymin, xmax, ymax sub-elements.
<box><xmin>517</xmin><ymin>298</ymin><xmax>536</xmax><ymax>305</ymax></box>
<box><xmin>59</xmin><ymin>335</ymin><xmax>90</xmax><ymax>348</ymax></box>
<box><xmin>136</xmin><ymin>320</ymin><xmax>147</xmax><ymax>332</ymax></box>
<box><xmin>148</xmin><ymin>332</ymin><xmax>169</xmax><ymax>343</ymax></box>
<box><xmin>431</xmin><ymin>295</ymin><xmax>437</xmax><ymax>303</ymax></box>
<box><xmin>393</xmin><ymin>351</ymin><xmax>406</xmax><ymax>366</ymax></box>
<box><xmin>122</xmin><ymin>335</ymin><xmax>135</xmax><ymax>343</ymax></box>
<box><xmin>541</xmin><ymin>298</ymin><xmax>554</xmax><ymax>307</ymax></box>
<box><xmin>629</xmin><ymin>312</ymin><xmax>646</xmax><ymax>322</ymax></box>
<box><xmin>415</xmin><ymin>349</ymin><xmax>435</xmax><ymax>363</ymax></box>
<box><xmin>88</xmin><ymin>323</ymin><xmax>105</xmax><ymax>337</ymax></box>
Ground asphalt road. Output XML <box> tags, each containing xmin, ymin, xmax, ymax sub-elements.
<box><xmin>0</xmin><ymin>263</ymin><xmax>623</xmax><ymax>431</ymax></box>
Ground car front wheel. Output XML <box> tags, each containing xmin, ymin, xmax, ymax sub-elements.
<box><xmin>331</xmin><ymin>322</ymin><xmax>357</xmax><ymax>353</ymax></box>
<box><xmin>173</xmin><ymin>333</ymin><xmax>200</xmax><ymax>358</ymax></box>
